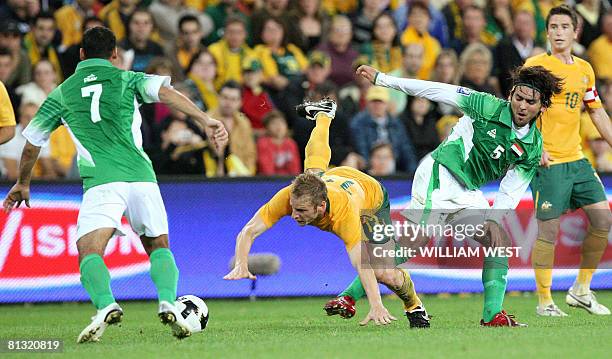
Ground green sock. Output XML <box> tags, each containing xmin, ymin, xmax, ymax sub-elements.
<box><xmin>80</xmin><ymin>254</ymin><xmax>116</xmax><ymax>310</ymax></box>
<box><xmin>339</xmin><ymin>275</ymin><xmax>366</xmax><ymax>300</ymax></box>
<box><xmin>482</xmin><ymin>256</ymin><xmax>509</xmax><ymax>322</ymax></box>
<box><xmin>150</xmin><ymin>248</ymin><xmax>179</xmax><ymax>304</ymax></box>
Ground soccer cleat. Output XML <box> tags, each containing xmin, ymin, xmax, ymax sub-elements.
<box><xmin>536</xmin><ymin>303</ymin><xmax>569</xmax><ymax>317</ymax></box>
<box><xmin>323</xmin><ymin>295</ymin><xmax>356</xmax><ymax>319</ymax></box>
<box><xmin>295</xmin><ymin>98</ymin><xmax>337</xmax><ymax>121</ymax></box>
<box><xmin>480</xmin><ymin>310</ymin><xmax>527</xmax><ymax>327</ymax></box>
<box><xmin>405</xmin><ymin>305</ymin><xmax>430</xmax><ymax>328</ymax></box>
<box><xmin>566</xmin><ymin>287</ymin><xmax>611</xmax><ymax>315</ymax></box>
<box><xmin>77</xmin><ymin>303</ymin><xmax>123</xmax><ymax>343</ymax></box>
<box><xmin>158</xmin><ymin>301</ymin><xmax>193</xmax><ymax>339</ymax></box>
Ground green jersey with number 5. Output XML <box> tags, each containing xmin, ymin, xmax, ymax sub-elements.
<box><xmin>375</xmin><ymin>72</ymin><xmax>543</xmax><ymax>210</ymax></box>
<box><xmin>23</xmin><ymin>58</ymin><xmax>170</xmax><ymax>191</ymax></box>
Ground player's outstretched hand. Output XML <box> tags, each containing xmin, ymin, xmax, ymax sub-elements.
<box><xmin>359</xmin><ymin>305</ymin><xmax>397</xmax><ymax>326</ymax></box>
<box><xmin>224</xmin><ymin>265</ymin><xmax>256</xmax><ymax>280</ymax></box>
<box><xmin>204</xmin><ymin>117</ymin><xmax>229</xmax><ymax>151</ymax></box>
<box><xmin>3</xmin><ymin>183</ymin><xmax>30</xmax><ymax>213</ymax></box>
<box><xmin>355</xmin><ymin>65</ymin><xmax>379</xmax><ymax>84</ymax></box>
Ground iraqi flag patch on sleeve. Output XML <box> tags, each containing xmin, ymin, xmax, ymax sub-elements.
<box><xmin>511</xmin><ymin>143</ymin><xmax>524</xmax><ymax>157</ymax></box>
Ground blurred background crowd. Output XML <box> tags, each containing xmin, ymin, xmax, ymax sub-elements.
<box><xmin>0</xmin><ymin>0</ymin><xmax>611</xmax><ymax>180</ymax></box>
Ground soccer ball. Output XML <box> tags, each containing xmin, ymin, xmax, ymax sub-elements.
<box><xmin>175</xmin><ymin>295</ymin><xmax>209</xmax><ymax>333</ymax></box>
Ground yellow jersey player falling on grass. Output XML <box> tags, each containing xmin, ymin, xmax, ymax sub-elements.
<box><xmin>525</xmin><ymin>5</ymin><xmax>612</xmax><ymax>317</ymax></box>
<box><xmin>224</xmin><ymin>99</ymin><xmax>431</xmax><ymax>328</ymax></box>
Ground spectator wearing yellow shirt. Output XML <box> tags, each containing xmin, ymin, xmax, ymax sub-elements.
<box><xmin>587</xmin><ymin>10</ymin><xmax>612</xmax><ymax>81</ymax></box>
<box><xmin>98</xmin><ymin>0</ymin><xmax>140</xmax><ymax>42</ymax></box>
<box><xmin>24</xmin><ymin>12</ymin><xmax>63</xmax><ymax>81</ymax></box>
<box><xmin>400</xmin><ymin>2</ymin><xmax>441</xmax><ymax>80</ymax></box>
<box><xmin>184</xmin><ymin>49</ymin><xmax>219</xmax><ymax>111</ymax></box>
<box><xmin>209</xmin><ymin>16</ymin><xmax>254</xmax><ymax>86</ymax></box>
<box><xmin>172</xmin><ymin>14</ymin><xmax>206</xmax><ymax>73</ymax></box>
<box><xmin>54</xmin><ymin>0</ymin><xmax>95</xmax><ymax>48</ymax></box>
<box><xmin>254</xmin><ymin>16</ymin><xmax>308</xmax><ymax>92</ymax></box>
<box><xmin>360</xmin><ymin>12</ymin><xmax>402</xmax><ymax>74</ymax></box>
<box><xmin>0</xmin><ymin>82</ymin><xmax>16</xmax><ymax>144</ymax></box>
<box><xmin>207</xmin><ymin>81</ymin><xmax>257</xmax><ymax>176</ymax></box>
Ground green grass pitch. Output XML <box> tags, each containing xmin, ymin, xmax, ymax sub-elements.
<box><xmin>1</xmin><ymin>291</ymin><xmax>611</xmax><ymax>359</ymax></box>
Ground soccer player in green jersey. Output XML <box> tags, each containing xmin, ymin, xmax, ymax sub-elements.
<box><xmin>324</xmin><ymin>64</ymin><xmax>563</xmax><ymax>327</ymax></box>
<box><xmin>2</xmin><ymin>27</ymin><xmax>228</xmax><ymax>342</ymax></box>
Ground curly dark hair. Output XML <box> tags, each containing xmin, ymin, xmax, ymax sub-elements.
<box><xmin>510</xmin><ymin>65</ymin><xmax>564</xmax><ymax>109</ymax></box>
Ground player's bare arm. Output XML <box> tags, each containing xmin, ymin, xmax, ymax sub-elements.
<box><xmin>346</xmin><ymin>243</ymin><xmax>397</xmax><ymax>326</ymax></box>
<box><xmin>3</xmin><ymin>141</ymin><xmax>41</xmax><ymax>212</ymax></box>
<box><xmin>588</xmin><ymin>107</ymin><xmax>612</xmax><ymax>147</ymax></box>
<box><xmin>158</xmin><ymin>86</ymin><xmax>229</xmax><ymax>150</ymax></box>
<box><xmin>0</xmin><ymin>125</ymin><xmax>15</xmax><ymax>144</ymax></box>
<box><xmin>223</xmin><ymin>213</ymin><xmax>268</xmax><ymax>280</ymax></box>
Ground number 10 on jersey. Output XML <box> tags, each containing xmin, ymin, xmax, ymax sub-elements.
<box><xmin>81</xmin><ymin>84</ymin><xmax>103</xmax><ymax>123</ymax></box>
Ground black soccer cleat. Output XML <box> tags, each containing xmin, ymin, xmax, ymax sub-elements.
<box><xmin>295</xmin><ymin>98</ymin><xmax>337</xmax><ymax>121</ymax></box>
<box><xmin>406</xmin><ymin>305</ymin><xmax>431</xmax><ymax>328</ymax></box>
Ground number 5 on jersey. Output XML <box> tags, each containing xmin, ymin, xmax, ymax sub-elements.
<box><xmin>490</xmin><ymin>145</ymin><xmax>505</xmax><ymax>159</ymax></box>
<box><xmin>81</xmin><ymin>84</ymin><xmax>103</xmax><ymax>123</ymax></box>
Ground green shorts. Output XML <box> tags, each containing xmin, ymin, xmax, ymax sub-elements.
<box><xmin>530</xmin><ymin>158</ymin><xmax>607</xmax><ymax>220</ymax></box>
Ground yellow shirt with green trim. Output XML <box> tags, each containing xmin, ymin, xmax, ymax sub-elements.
<box><xmin>524</xmin><ymin>53</ymin><xmax>603</xmax><ymax>164</ymax></box>
<box><xmin>257</xmin><ymin>167</ymin><xmax>383</xmax><ymax>250</ymax></box>
<box><xmin>400</xmin><ymin>27</ymin><xmax>441</xmax><ymax>80</ymax></box>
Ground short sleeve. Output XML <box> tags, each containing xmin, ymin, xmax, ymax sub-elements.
<box><xmin>132</xmin><ymin>72</ymin><xmax>172</xmax><ymax>104</ymax></box>
<box><xmin>0</xmin><ymin>82</ymin><xmax>16</xmax><ymax>127</ymax></box>
<box><xmin>583</xmin><ymin>63</ymin><xmax>602</xmax><ymax>110</ymax></box>
<box><xmin>22</xmin><ymin>88</ymin><xmax>63</xmax><ymax>146</ymax></box>
<box><xmin>257</xmin><ymin>186</ymin><xmax>292</xmax><ymax>228</ymax></box>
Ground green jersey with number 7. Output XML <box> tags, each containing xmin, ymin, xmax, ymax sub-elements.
<box><xmin>23</xmin><ymin>58</ymin><xmax>168</xmax><ymax>191</ymax></box>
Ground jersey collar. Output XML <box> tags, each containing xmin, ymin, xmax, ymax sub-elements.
<box><xmin>76</xmin><ymin>58</ymin><xmax>114</xmax><ymax>71</ymax></box>
<box><xmin>501</xmin><ymin>105</ymin><xmax>537</xmax><ymax>143</ymax></box>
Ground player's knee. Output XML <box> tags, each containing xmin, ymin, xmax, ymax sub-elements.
<box><xmin>76</xmin><ymin>228</ymin><xmax>115</xmax><ymax>262</ymax></box>
<box><xmin>537</xmin><ymin>219</ymin><xmax>559</xmax><ymax>244</ymax></box>
<box><xmin>589</xmin><ymin>212</ymin><xmax>612</xmax><ymax>232</ymax></box>
<box><xmin>141</xmin><ymin>234</ymin><xmax>169</xmax><ymax>255</ymax></box>
<box><xmin>375</xmin><ymin>269</ymin><xmax>399</xmax><ymax>287</ymax></box>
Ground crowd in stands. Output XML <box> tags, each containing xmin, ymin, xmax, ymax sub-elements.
<box><xmin>0</xmin><ymin>0</ymin><xmax>611</xmax><ymax>179</ymax></box>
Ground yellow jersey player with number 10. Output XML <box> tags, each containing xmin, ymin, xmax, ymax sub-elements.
<box><xmin>524</xmin><ymin>5</ymin><xmax>612</xmax><ymax>317</ymax></box>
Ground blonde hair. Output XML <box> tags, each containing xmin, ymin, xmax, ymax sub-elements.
<box><xmin>291</xmin><ymin>173</ymin><xmax>327</xmax><ymax>205</ymax></box>
<box><xmin>457</xmin><ymin>43</ymin><xmax>492</xmax><ymax>81</ymax></box>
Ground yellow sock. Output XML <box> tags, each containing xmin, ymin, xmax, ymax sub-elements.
<box><xmin>532</xmin><ymin>238</ymin><xmax>555</xmax><ymax>306</ymax></box>
<box><xmin>304</xmin><ymin>113</ymin><xmax>332</xmax><ymax>171</ymax></box>
<box><xmin>388</xmin><ymin>269</ymin><xmax>421</xmax><ymax>312</ymax></box>
<box><xmin>576</xmin><ymin>227</ymin><xmax>609</xmax><ymax>294</ymax></box>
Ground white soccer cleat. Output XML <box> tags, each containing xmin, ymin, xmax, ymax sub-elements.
<box><xmin>158</xmin><ymin>301</ymin><xmax>192</xmax><ymax>339</ymax></box>
<box><xmin>536</xmin><ymin>303</ymin><xmax>568</xmax><ymax>317</ymax></box>
<box><xmin>77</xmin><ymin>303</ymin><xmax>123</xmax><ymax>343</ymax></box>
<box><xmin>295</xmin><ymin>98</ymin><xmax>337</xmax><ymax>121</ymax></box>
<box><xmin>566</xmin><ymin>287</ymin><xmax>611</xmax><ymax>315</ymax></box>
